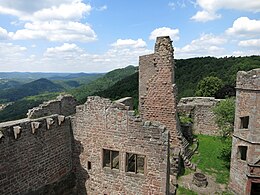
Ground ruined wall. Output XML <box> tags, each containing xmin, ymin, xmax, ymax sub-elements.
<box><xmin>229</xmin><ymin>69</ymin><xmax>260</xmax><ymax>195</ymax></box>
<box><xmin>139</xmin><ymin>36</ymin><xmax>179</xmax><ymax>146</ymax></box>
<box><xmin>72</xmin><ymin>96</ymin><xmax>170</xmax><ymax>194</ymax></box>
<box><xmin>178</xmin><ymin>97</ymin><xmax>221</xmax><ymax>135</ymax></box>
<box><xmin>27</xmin><ymin>94</ymin><xmax>77</xmax><ymax>119</ymax></box>
<box><xmin>0</xmin><ymin>115</ymin><xmax>75</xmax><ymax>195</ymax></box>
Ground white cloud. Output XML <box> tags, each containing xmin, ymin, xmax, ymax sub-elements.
<box><xmin>226</xmin><ymin>17</ymin><xmax>260</xmax><ymax>37</ymax></box>
<box><xmin>45</xmin><ymin>43</ymin><xmax>83</xmax><ymax>54</ymax></box>
<box><xmin>0</xmin><ymin>43</ymin><xmax>31</xmax><ymax>71</ymax></box>
<box><xmin>191</xmin><ymin>0</ymin><xmax>260</xmax><ymax>22</ymax></box>
<box><xmin>0</xmin><ymin>27</ymin><xmax>10</xmax><ymax>39</ymax></box>
<box><xmin>149</xmin><ymin>27</ymin><xmax>180</xmax><ymax>42</ymax></box>
<box><xmin>175</xmin><ymin>33</ymin><xmax>227</xmax><ymax>58</ymax></box>
<box><xmin>232</xmin><ymin>50</ymin><xmax>260</xmax><ymax>56</ymax></box>
<box><xmin>111</xmin><ymin>39</ymin><xmax>147</xmax><ymax>48</ymax></box>
<box><xmin>31</xmin><ymin>1</ymin><xmax>91</xmax><ymax>21</ymax></box>
<box><xmin>0</xmin><ymin>0</ymin><xmax>96</xmax><ymax>42</ymax></box>
<box><xmin>40</xmin><ymin>41</ymin><xmax>152</xmax><ymax>72</ymax></box>
<box><xmin>0</xmin><ymin>40</ymin><xmax>152</xmax><ymax>72</ymax></box>
<box><xmin>11</xmin><ymin>21</ymin><xmax>97</xmax><ymax>42</ymax></box>
<box><xmin>0</xmin><ymin>0</ymin><xmax>76</xmax><ymax>15</ymax></box>
<box><xmin>238</xmin><ymin>39</ymin><xmax>260</xmax><ymax>47</ymax></box>
<box><xmin>191</xmin><ymin>10</ymin><xmax>221</xmax><ymax>22</ymax></box>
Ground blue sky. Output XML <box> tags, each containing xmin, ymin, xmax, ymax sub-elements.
<box><xmin>0</xmin><ymin>0</ymin><xmax>259</xmax><ymax>72</ymax></box>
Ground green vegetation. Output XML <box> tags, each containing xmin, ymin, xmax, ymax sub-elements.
<box><xmin>175</xmin><ymin>56</ymin><xmax>260</xmax><ymax>98</ymax></box>
<box><xmin>0</xmin><ymin>78</ymin><xmax>63</xmax><ymax>102</ymax></box>
<box><xmin>179</xmin><ymin>114</ymin><xmax>193</xmax><ymax>125</ymax></box>
<box><xmin>93</xmin><ymin>72</ymin><xmax>139</xmax><ymax>109</ymax></box>
<box><xmin>195</xmin><ymin>76</ymin><xmax>224</xmax><ymax>97</ymax></box>
<box><xmin>213</xmin><ymin>98</ymin><xmax>236</xmax><ymax>138</ymax></box>
<box><xmin>0</xmin><ymin>56</ymin><xmax>259</xmax><ymax>122</ymax></box>
<box><xmin>0</xmin><ymin>93</ymin><xmax>59</xmax><ymax>122</ymax></box>
<box><xmin>177</xmin><ymin>186</ymin><xmax>198</xmax><ymax>195</ymax></box>
<box><xmin>212</xmin><ymin>98</ymin><xmax>235</xmax><ymax>168</ymax></box>
<box><xmin>71</xmin><ymin>65</ymin><xmax>137</xmax><ymax>104</ymax></box>
<box><xmin>191</xmin><ymin>135</ymin><xmax>230</xmax><ymax>184</ymax></box>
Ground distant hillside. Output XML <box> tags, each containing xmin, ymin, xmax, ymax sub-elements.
<box><xmin>93</xmin><ymin>72</ymin><xmax>139</xmax><ymax>109</ymax></box>
<box><xmin>0</xmin><ymin>72</ymin><xmax>73</xmax><ymax>79</ymax></box>
<box><xmin>0</xmin><ymin>79</ymin><xmax>22</xmax><ymax>90</ymax></box>
<box><xmin>0</xmin><ymin>93</ymin><xmax>59</xmax><ymax>122</ymax></box>
<box><xmin>0</xmin><ymin>65</ymin><xmax>138</xmax><ymax>122</ymax></box>
<box><xmin>0</xmin><ymin>78</ymin><xmax>63</xmax><ymax>102</ymax></box>
<box><xmin>87</xmin><ymin>56</ymin><xmax>260</xmax><ymax>106</ymax></box>
<box><xmin>175</xmin><ymin>56</ymin><xmax>260</xmax><ymax>98</ymax></box>
<box><xmin>52</xmin><ymin>73</ymin><xmax>104</xmax><ymax>90</ymax></box>
<box><xmin>71</xmin><ymin>65</ymin><xmax>138</xmax><ymax>104</ymax></box>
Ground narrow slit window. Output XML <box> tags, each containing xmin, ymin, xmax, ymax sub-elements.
<box><xmin>238</xmin><ymin>146</ymin><xmax>247</xmax><ymax>161</ymax></box>
<box><xmin>103</xmin><ymin>149</ymin><xmax>119</xmax><ymax>170</ymax></box>
<box><xmin>126</xmin><ymin>153</ymin><xmax>145</xmax><ymax>174</ymax></box>
<box><xmin>87</xmin><ymin>161</ymin><xmax>91</xmax><ymax>170</ymax></box>
<box><xmin>240</xmin><ymin>116</ymin><xmax>249</xmax><ymax>129</ymax></box>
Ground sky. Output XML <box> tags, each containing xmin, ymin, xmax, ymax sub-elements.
<box><xmin>0</xmin><ymin>0</ymin><xmax>259</xmax><ymax>73</ymax></box>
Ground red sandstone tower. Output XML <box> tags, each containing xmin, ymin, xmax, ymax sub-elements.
<box><xmin>139</xmin><ymin>36</ymin><xmax>180</xmax><ymax>147</ymax></box>
<box><xmin>229</xmin><ymin>69</ymin><xmax>260</xmax><ymax>195</ymax></box>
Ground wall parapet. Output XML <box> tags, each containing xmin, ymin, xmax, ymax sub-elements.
<box><xmin>27</xmin><ymin>94</ymin><xmax>77</xmax><ymax>119</ymax></box>
<box><xmin>236</xmin><ymin>68</ymin><xmax>260</xmax><ymax>90</ymax></box>
<box><xmin>0</xmin><ymin>114</ymin><xmax>73</xmax><ymax>195</ymax></box>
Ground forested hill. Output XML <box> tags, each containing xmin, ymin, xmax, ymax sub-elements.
<box><xmin>175</xmin><ymin>56</ymin><xmax>260</xmax><ymax>97</ymax></box>
<box><xmin>71</xmin><ymin>65</ymin><xmax>138</xmax><ymax>104</ymax></box>
<box><xmin>0</xmin><ymin>78</ymin><xmax>63</xmax><ymax>102</ymax></box>
<box><xmin>93</xmin><ymin>56</ymin><xmax>260</xmax><ymax>106</ymax></box>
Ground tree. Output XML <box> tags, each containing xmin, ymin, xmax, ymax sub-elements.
<box><xmin>213</xmin><ymin>98</ymin><xmax>236</xmax><ymax>168</ymax></box>
<box><xmin>195</xmin><ymin>76</ymin><xmax>224</xmax><ymax>97</ymax></box>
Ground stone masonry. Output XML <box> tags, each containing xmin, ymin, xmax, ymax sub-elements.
<box><xmin>0</xmin><ymin>37</ymin><xmax>177</xmax><ymax>194</ymax></box>
<box><xmin>139</xmin><ymin>36</ymin><xmax>179</xmax><ymax>146</ymax></box>
<box><xmin>72</xmin><ymin>96</ymin><xmax>170</xmax><ymax>194</ymax></box>
<box><xmin>0</xmin><ymin>115</ymin><xmax>75</xmax><ymax>194</ymax></box>
<box><xmin>229</xmin><ymin>69</ymin><xmax>260</xmax><ymax>195</ymax></box>
<box><xmin>0</xmin><ymin>36</ymin><xmax>236</xmax><ymax>195</ymax></box>
<box><xmin>178</xmin><ymin>97</ymin><xmax>222</xmax><ymax>135</ymax></box>
<box><xmin>27</xmin><ymin>94</ymin><xmax>77</xmax><ymax>119</ymax></box>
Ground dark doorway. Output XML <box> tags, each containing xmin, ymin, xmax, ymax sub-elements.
<box><xmin>251</xmin><ymin>182</ymin><xmax>260</xmax><ymax>195</ymax></box>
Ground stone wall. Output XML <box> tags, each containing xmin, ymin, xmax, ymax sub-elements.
<box><xmin>27</xmin><ymin>94</ymin><xmax>77</xmax><ymax>119</ymax></box>
<box><xmin>72</xmin><ymin>96</ymin><xmax>170</xmax><ymax>194</ymax></box>
<box><xmin>229</xmin><ymin>69</ymin><xmax>260</xmax><ymax>195</ymax></box>
<box><xmin>178</xmin><ymin>97</ymin><xmax>221</xmax><ymax>135</ymax></box>
<box><xmin>139</xmin><ymin>36</ymin><xmax>179</xmax><ymax>146</ymax></box>
<box><xmin>0</xmin><ymin>115</ymin><xmax>75</xmax><ymax>195</ymax></box>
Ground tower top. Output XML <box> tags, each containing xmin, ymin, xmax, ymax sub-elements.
<box><xmin>154</xmin><ymin>36</ymin><xmax>173</xmax><ymax>54</ymax></box>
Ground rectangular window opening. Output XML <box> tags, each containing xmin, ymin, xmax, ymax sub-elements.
<box><xmin>238</xmin><ymin>146</ymin><xmax>247</xmax><ymax>161</ymax></box>
<box><xmin>240</xmin><ymin>116</ymin><xmax>249</xmax><ymax>129</ymax></box>
<box><xmin>126</xmin><ymin>153</ymin><xmax>145</xmax><ymax>174</ymax></box>
<box><xmin>103</xmin><ymin>149</ymin><xmax>119</xmax><ymax>170</ymax></box>
<box><xmin>87</xmin><ymin>161</ymin><xmax>91</xmax><ymax>170</ymax></box>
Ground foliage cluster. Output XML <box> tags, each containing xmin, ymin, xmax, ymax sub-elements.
<box><xmin>212</xmin><ymin>98</ymin><xmax>235</xmax><ymax>168</ymax></box>
<box><xmin>213</xmin><ymin>98</ymin><xmax>236</xmax><ymax>138</ymax></box>
<box><xmin>179</xmin><ymin>114</ymin><xmax>193</xmax><ymax>125</ymax></box>
<box><xmin>195</xmin><ymin>76</ymin><xmax>223</xmax><ymax>97</ymax></box>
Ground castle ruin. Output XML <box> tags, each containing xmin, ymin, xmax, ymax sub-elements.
<box><xmin>229</xmin><ymin>69</ymin><xmax>260</xmax><ymax>195</ymax></box>
<box><xmin>0</xmin><ymin>36</ymin><xmax>183</xmax><ymax>194</ymax></box>
<box><xmin>0</xmin><ymin>36</ymin><xmax>259</xmax><ymax>195</ymax></box>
